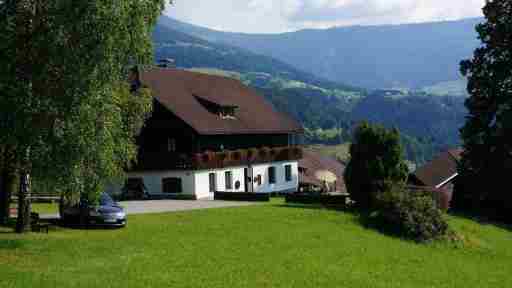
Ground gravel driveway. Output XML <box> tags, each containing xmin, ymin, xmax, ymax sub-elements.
<box><xmin>41</xmin><ymin>200</ymin><xmax>259</xmax><ymax>219</ymax></box>
<box><xmin>121</xmin><ymin>200</ymin><xmax>258</xmax><ymax>215</ymax></box>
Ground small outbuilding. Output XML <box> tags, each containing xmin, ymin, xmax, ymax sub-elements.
<box><xmin>408</xmin><ymin>148</ymin><xmax>463</xmax><ymax>208</ymax></box>
<box><xmin>298</xmin><ymin>150</ymin><xmax>346</xmax><ymax>194</ymax></box>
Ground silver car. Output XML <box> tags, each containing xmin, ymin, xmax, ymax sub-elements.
<box><xmin>60</xmin><ymin>193</ymin><xmax>127</xmax><ymax>227</ymax></box>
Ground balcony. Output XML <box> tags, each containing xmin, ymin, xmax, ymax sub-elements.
<box><xmin>134</xmin><ymin>146</ymin><xmax>303</xmax><ymax>171</ymax></box>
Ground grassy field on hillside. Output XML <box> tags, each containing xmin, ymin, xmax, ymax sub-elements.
<box><xmin>1</xmin><ymin>200</ymin><xmax>511</xmax><ymax>288</ymax></box>
<box><xmin>306</xmin><ymin>144</ymin><xmax>351</xmax><ymax>162</ymax></box>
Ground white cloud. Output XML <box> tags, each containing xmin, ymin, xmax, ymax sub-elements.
<box><xmin>165</xmin><ymin>0</ymin><xmax>485</xmax><ymax>33</ymax></box>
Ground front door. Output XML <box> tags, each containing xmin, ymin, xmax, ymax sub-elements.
<box><xmin>244</xmin><ymin>167</ymin><xmax>253</xmax><ymax>193</ymax></box>
<box><xmin>244</xmin><ymin>168</ymin><xmax>249</xmax><ymax>192</ymax></box>
<box><xmin>208</xmin><ymin>173</ymin><xmax>217</xmax><ymax>198</ymax></box>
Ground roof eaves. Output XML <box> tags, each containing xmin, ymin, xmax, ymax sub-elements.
<box><xmin>197</xmin><ymin>128</ymin><xmax>304</xmax><ymax>136</ymax></box>
<box><xmin>435</xmin><ymin>173</ymin><xmax>458</xmax><ymax>189</ymax></box>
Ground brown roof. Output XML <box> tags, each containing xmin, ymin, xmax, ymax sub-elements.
<box><xmin>299</xmin><ymin>150</ymin><xmax>347</xmax><ymax>193</ymax></box>
<box><xmin>412</xmin><ymin>148</ymin><xmax>463</xmax><ymax>188</ymax></box>
<box><xmin>140</xmin><ymin>68</ymin><xmax>303</xmax><ymax>135</ymax></box>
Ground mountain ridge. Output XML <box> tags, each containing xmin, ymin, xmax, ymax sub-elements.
<box><xmin>160</xmin><ymin>15</ymin><xmax>482</xmax><ymax>89</ymax></box>
<box><xmin>161</xmin><ymin>15</ymin><xmax>483</xmax><ymax>36</ymax></box>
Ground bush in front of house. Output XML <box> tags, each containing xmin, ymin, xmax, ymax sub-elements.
<box><xmin>374</xmin><ymin>185</ymin><xmax>449</xmax><ymax>242</ymax></box>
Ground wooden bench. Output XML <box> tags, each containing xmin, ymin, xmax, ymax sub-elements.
<box><xmin>30</xmin><ymin>212</ymin><xmax>50</xmax><ymax>233</ymax></box>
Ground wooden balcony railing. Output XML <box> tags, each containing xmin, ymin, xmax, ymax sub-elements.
<box><xmin>135</xmin><ymin>146</ymin><xmax>303</xmax><ymax>171</ymax></box>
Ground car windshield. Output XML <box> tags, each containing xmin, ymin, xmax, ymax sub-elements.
<box><xmin>99</xmin><ymin>193</ymin><xmax>115</xmax><ymax>206</ymax></box>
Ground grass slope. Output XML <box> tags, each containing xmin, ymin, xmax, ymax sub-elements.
<box><xmin>2</xmin><ymin>201</ymin><xmax>511</xmax><ymax>288</ymax></box>
<box><xmin>306</xmin><ymin>144</ymin><xmax>351</xmax><ymax>163</ymax></box>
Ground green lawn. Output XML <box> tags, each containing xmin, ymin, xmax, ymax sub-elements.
<box><xmin>9</xmin><ymin>203</ymin><xmax>59</xmax><ymax>215</ymax></box>
<box><xmin>1</xmin><ymin>200</ymin><xmax>511</xmax><ymax>288</ymax></box>
<box><xmin>32</xmin><ymin>203</ymin><xmax>59</xmax><ymax>215</ymax></box>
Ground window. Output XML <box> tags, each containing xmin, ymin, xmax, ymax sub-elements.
<box><xmin>167</xmin><ymin>138</ymin><xmax>176</xmax><ymax>152</ymax></box>
<box><xmin>194</xmin><ymin>96</ymin><xmax>238</xmax><ymax>120</ymax></box>
<box><xmin>285</xmin><ymin>165</ymin><xmax>292</xmax><ymax>182</ymax></box>
<box><xmin>268</xmin><ymin>166</ymin><xmax>276</xmax><ymax>184</ymax></box>
<box><xmin>220</xmin><ymin>106</ymin><xmax>237</xmax><ymax>119</ymax></box>
<box><xmin>255</xmin><ymin>175</ymin><xmax>262</xmax><ymax>186</ymax></box>
<box><xmin>225</xmin><ymin>171</ymin><xmax>233</xmax><ymax>190</ymax></box>
<box><xmin>162</xmin><ymin>178</ymin><xmax>182</xmax><ymax>194</ymax></box>
<box><xmin>209</xmin><ymin>173</ymin><xmax>217</xmax><ymax>193</ymax></box>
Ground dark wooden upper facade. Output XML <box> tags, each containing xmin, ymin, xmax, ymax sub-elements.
<box><xmin>133</xmin><ymin>68</ymin><xmax>304</xmax><ymax>171</ymax></box>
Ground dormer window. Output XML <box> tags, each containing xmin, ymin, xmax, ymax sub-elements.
<box><xmin>219</xmin><ymin>106</ymin><xmax>237</xmax><ymax>120</ymax></box>
<box><xmin>194</xmin><ymin>95</ymin><xmax>238</xmax><ymax>120</ymax></box>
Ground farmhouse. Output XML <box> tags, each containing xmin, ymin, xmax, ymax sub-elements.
<box><xmin>124</xmin><ymin>68</ymin><xmax>304</xmax><ymax>200</ymax></box>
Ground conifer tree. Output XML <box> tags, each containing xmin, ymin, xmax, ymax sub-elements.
<box><xmin>455</xmin><ymin>0</ymin><xmax>512</xmax><ymax>217</ymax></box>
<box><xmin>344</xmin><ymin>122</ymin><xmax>409</xmax><ymax>209</ymax></box>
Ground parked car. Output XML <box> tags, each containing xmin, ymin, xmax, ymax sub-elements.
<box><xmin>60</xmin><ymin>192</ymin><xmax>127</xmax><ymax>227</ymax></box>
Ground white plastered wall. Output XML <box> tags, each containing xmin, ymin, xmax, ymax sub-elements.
<box><xmin>123</xmin><ymin>160</ymin><xmax>299</xmax><ymax>199</ymax></box>
<box><xmin>251</xmin><ymin>161</ymin><xmax>298</xmax><ymax>194</ymax></box>
<box><xmin>127</xmin><ymin>170</ymin><xmax>196</xmax><ymax>197</ymax></box>
<box><xmin>193</xmin><ymin>165</ymin><xmax>247</xmax><ymax>199</ymax></box>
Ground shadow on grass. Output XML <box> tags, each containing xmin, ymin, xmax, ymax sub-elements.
<box><xmin>357</xmin><ymin>211</ymin><xmax>476</xmax><ymax>245</ymax></box>
<box><xmin>0</xmin><ymin>217</ymin><xmax>122</xmax><ymax>234</ymax></box>
<box><xmin>62</xmin><ymin>224</ymin><xmax>125</xmax><ymax>231</ymax></box>
<box><xmin>277</xmin><ymin>203</ymin><xmax>413</xmax><ymax>241</ymax></box>
<box><xmin>355</xmin><ymin>212</ymin><xmax>407</xmax><ymax>241</ymax></box>
<box><xmin>0</xmin><ymin>238</ymin><xmax>25</xmax><ymax>249</ymax></box>
<box><xmin>0</xmin><ymin>218</ymin><xmax>62</xmax><ymax>234</ymax></box>
<box><xmin>0</xmin><ymin>218</ymin><xmax>17</xmax><ymax>234</ymax></box>
<box><xmin>449</xmin><ymin>209</ymin><xmax>512</xmax><ymax>233</ymax></box>
<box><xmin>275</xmin><ymin>203</ymin><xmax>351</xmax><ymax>213</ymax></box>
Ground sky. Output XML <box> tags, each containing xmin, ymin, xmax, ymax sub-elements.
<box><xmin>165</xmin><ymin>0</ymin><xmax>485</xmax><ymax>34</ymax></box>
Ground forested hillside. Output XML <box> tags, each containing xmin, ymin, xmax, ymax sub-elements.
<box><xmin>351</xmin><ymin>91</ymin><xmax>466</xmax><ymax>163</ymax></box>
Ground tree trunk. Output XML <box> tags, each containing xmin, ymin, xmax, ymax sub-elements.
<box><xmin>15</xmin><ymin>172</ymin><xmax>31</xmax><ymax>233</ymax></box>
<box><xmin>0</xmin><ymin>170</ymin><xmax>15</xmax><ymax>225</ymax></box>
<box><xmin>0</xmin><ymin>171</ymin><xmax>6</xmax><ymax>224</ymax></box>
<box><xmin>0</xmin><ymin>144</ymin><xmax>16</xmax><ymax>225</ymax></box>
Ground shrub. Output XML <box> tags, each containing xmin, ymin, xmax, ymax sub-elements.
<box><xmin>344</xmin><ymin>122</ymin><xmax>409</xmax><ymax>209</ymax></box>
<box><xmin>374</xmin><ymin>185</ymin><xmax>449</xmax><ymax>242</ymax></box>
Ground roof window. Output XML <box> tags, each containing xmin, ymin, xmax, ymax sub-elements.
<box><xmin>194</xmin><ymin>95</ymin><xmax>238</xmax><ymax>120</ymax></box>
